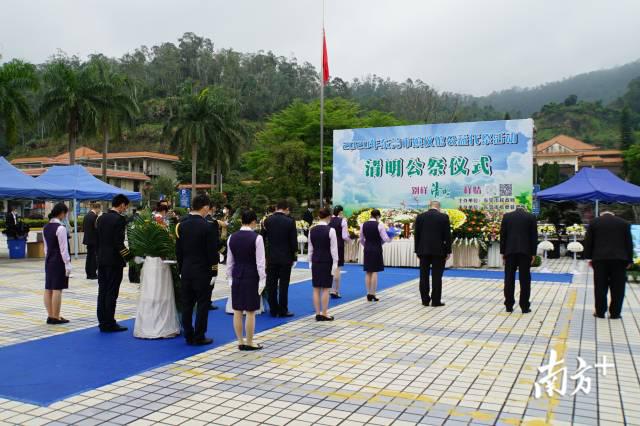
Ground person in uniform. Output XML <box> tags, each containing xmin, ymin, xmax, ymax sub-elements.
<box><xmin>414</xmin><ymin>200</ymin><xmax>451</xmax><ymax>307</ymax></box>
<box><xmin>227</xmin><ymin>210</ymin><xmax>266</xmax><ymax>350</ymax></box>
<box><xmin>308</xmin><ymin>208</ymin><xmax>338</xmax><ymax>321</ymax></box>
<box><xmin>96</xmin><ymin>194</ymin><xmax>132</xmax><ymax>332</ymax></box>
<box><xmin>176</xmin><ymin>194</ymin><xmax>217</xmax><ymax>346</ymax></box>
<box><xmin>262</xmin><ymin>200</ymin><xmax>297</xmax><ymax>317</ymax></box>
<box><xmin>584</xmin><ymin>211</ymin><xmax>633</xmax><ymax>319</ymax></box>
<box><xmin>43</xmin><ymin>203</ymin><xmax>72</xmax><ymax>324</ymax></box>
<box><xmin>82</xmin><ymin>202</ymin><xmax>101</xmax><ymax>280</ymax></box>
<box><xmin>500</xmin><ymin>205</ymin><xmax>538</xmax><ymax>313</ymax></box>
<box><xmin>359</xmin><ymin>209</ymin><xmax>391</xmax><ymax>301</ymax></box>
<box><xmin>204</xmin><ymin>203</ymin><xmax>222</xmax><ymax>311</ymax></box>
<box><xmin>328</xmin><ymin>205</ymin><xmax>350</xmax><ymax>299</ymax></box>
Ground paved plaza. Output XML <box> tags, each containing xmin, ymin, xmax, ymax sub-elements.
<box><xmin>0</xmin><ymin>257</ymin><xmax>639</xmax><ymax>426</ymax></box>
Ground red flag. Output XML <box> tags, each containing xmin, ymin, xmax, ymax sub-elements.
<box><xmin>322</xmin><ymin>30</ymin><xmax>330</xmax><ymax>85</ymax></box>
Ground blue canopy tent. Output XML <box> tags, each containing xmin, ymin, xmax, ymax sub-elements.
<box><xmin>35</xmin><ymin>165</ymin><xmax>142</xmax><ymax>258</ymax></box>
<box><xmin>536</xmin><ymin>167</ymin><xmax>640</xmax><ymax>215</ymax></box>
<box><xmin>0</xmin><ymin>157</ymin><xmax>75</xmax><ymax>199</ymax></box>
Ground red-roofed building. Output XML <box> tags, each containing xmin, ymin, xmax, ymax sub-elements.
<box><xmin>11</xmin><ymin>147</ymin><xmax>179</xmax><ymax>192</ymax></box>
<box><xmin>535</xmin><ymin>135</ymin><xmax>623</xmax><ymax>175</ymax></box>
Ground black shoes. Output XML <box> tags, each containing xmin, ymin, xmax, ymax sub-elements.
<box><xmin>610</xmin><ymin>315</ymin><xmax>621</xmax><ymax>319</ymax></box>
<box><xmin>366</xmin><ymin>294</ymin><xmax>379</xmax><ymax>302</ymax></box>
<box><xmin>506</xmin><ymin>306</ymin><xmax>514</xmax><ymax>313</ymax></box>
<box><xmin>208</xmin><ymin>304</ymin><xmax>219</xmax><ymax>311</ymax></box>
<box><xmin>47</xmin><ymin>317</ymin><xmax>70</xmax><ymax>325</ymax></box>
<box><xmin>522</xmin><ymin>308</ymin><xmax>531</xmax><ymax>314</ymax></box>
<box><xmin>188</xmin><ymin>337</ymin><xmax>213</xmax><ymax>346</ymax></box>
<box><xmin>330</xmin><ymin>293</ymin><xmax>341</xmax><ymax>299</ymax></box>
<box><xmin>593</xmin><ymin>313</ymin><xmax>605</xmax><ymax>318</ymax></box>
<box><xmin>432</xmin><ymin>302</ymin><xmax>445</xmax><ymax>307</ymax></box>
<box><xmin>315</xmin><ymin>314</ymin><xmax>334</xmax><ymax>321</ymax></box>
<box><xmin>86</xmin><ymin>276</ymin><xmax>98</xmax><ymax>280</ymax></box>
<box><xmin>100</xmin><ymin>324</ymin><xmax>128</xmax><ymax>333</ymax></box>
<box><xmin>280</xmin><ymin>312</ymin><xmax>295</xmax><ymax>318</ymax></box>
<box><xmin>239</xmin><ymin>344</ymin><xmax>263</xmax><ymax>351</ymax></box>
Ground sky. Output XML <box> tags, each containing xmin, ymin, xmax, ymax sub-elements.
<box><xmin>1</xmin><ymin>0</ymin><xmax>640</xmax><ymax>96</ymax></box>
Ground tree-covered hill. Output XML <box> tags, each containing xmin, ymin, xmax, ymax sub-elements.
<box><xmin>479</xmin><ymin>59</ymin><xmax>640</xmax><ymax>117</ymax></box>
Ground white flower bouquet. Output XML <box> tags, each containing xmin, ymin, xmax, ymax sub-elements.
<box><xmin>566</xmin><ymin>224</ymin><xmax>586</xmax><ymax>236</ymax></box>
<box><xmin>537</xmin><ymin>240</ymin><xmax>554</xmax><ymax>252</ymax></box>
<box><xmin>567</xmin><ymin>241</ymin><xmax>584</xmax><ymax>253</ymax></box>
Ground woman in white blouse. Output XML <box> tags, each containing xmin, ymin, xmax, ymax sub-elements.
<box><xmin>43</xmin><ymin>203</ymin><xmax>72</xmax><ymax>324</ymax></box>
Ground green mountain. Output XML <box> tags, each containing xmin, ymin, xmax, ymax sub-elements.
<box><xmin>479</xmin><ymin>60</ymin><xmax>640</xmax><ymax>117</ymax></box>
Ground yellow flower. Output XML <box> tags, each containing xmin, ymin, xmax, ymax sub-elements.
<box><xmin>442</xmin><ymin>209</ymin><xmax>466</xmax><ymax>230</ymax></box>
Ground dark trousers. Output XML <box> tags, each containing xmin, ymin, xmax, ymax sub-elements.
<box><xmin>97</xmin><ymin>265</ymin><xmax>123</xmax><ymax>328</ymax></box>
<box><xmin>592</xmin><ymin>260</ymin><xmax>627</xmax><ymax>317</ymax></box>
<box><xmin>504</xmin><ymin>254</ymin><xmax>532</xmax><ymax>310</ymax></box>
<box><xmin>85</xmin><ymin>245</ymin><xmax>98</xmax><ymax>279</ymax></box>
<box><xmin>419</xmin><ymin>255</ymin><xmax>446</xmax><ymax>305</ymax></box>
<box><xmin>266</xmin><ymin>263</ymin><xmax>292</xmax><ymax>315</ymax></box>
<box><xmin>181</xmin><ymin>276</ymin><xmax>211</xmax><ymax>340</ymax></box>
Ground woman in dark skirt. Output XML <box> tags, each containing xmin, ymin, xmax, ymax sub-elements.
<box><xmin>309</xmin><ymin>208</ymin><xmax>338</xmax><ymax>321</ymax></box>
<box><xmin>227</xmin><ymin>210</ymin><xmax>266</xmax><ymax>350</ymax></box>
<box><xmin>329</xmin><ymin>205</ymin><xmax>350</xmax><ymax>299</ymax></box>
<box><xmin>359</xmin><ymin>209</ymin><xmax>391</xmax><ymax>301</ymax></box>
<box><xmin>43</xmin><ymin>203</ymin><xmax>71</xmax><ymax>324</ymax></box>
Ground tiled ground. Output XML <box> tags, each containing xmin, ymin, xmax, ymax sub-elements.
<box><xmin>0</xmin><ymin>258</ymin><xmax>638</xmax><ymax>425</ymax></box>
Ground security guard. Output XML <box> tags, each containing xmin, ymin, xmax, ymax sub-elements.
<box><xmin>176</xmin><ymin>194</ymin><xmax>218</xmax><ymax>346</ymax></box>
<box><xmin>204</xmin><ymin>204</ymin><xmax>222</xmax><ymax>310</ymax></box>
<box><xmin>96</xmin><ymin>194</ymin><xmax>132</xmax><ymax>332</ymax></box>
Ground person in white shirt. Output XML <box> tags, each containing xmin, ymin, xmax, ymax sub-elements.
<box><xmin>227</xmin><ymin>210</ymin><xmax>267</xmax><ymax>350</ymax></box>
<box><xmin>308</xmin><ymin>208</ymin><xmax>339</xmax><ymax>321</ymax></box>
<box><xmin>43</xmin><ymin>203</ymin><xmax>72</xmax><ymax>325</ymax></box>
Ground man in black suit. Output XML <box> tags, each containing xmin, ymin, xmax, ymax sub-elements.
<box><xmin>204</xmin><ymin>203</ymin><xmax>221</xmax><ymax>311</ymax></box>
<box><xmin>82</xmin><ymin>202</ymin><xmax>101</xmax><ymax>279</ymax></box>
<box><xmin>4</xmin><ymin>205</ymin><xmax>18</xmax><ymax>238</ymax></box>
<box><xmin>96</xmin><ymin>194</ymin><xmax>132</xmax><ymax>332</ymax></box>
<box><xmin>414</xmin><ymin>200</ymin><xmax>452</xmax><ymax>307</ymax></box>
<box><xmin>176</xmin><ymin>194</ymin><xmax>217</xmax><ymax>345</ymax></box>
<box><xmin>584</xmin><ymin>211</ymin><xmax>633</xmax><ymax>319</ymax></box>
<box><xmin>262</xmin><ymin>200</ymin><xmax>298</xmax><ymax>317</ymax></box>
<box><xmin>500</xmin><ymin>205</ymin><xmax>538</xmax><ymax>313</ymax></box>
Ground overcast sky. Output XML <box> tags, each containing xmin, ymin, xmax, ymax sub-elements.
<box><xmin>1</xmin><ymin>0</ymin><xmax>639</xmax><ymax>96</ymax></box>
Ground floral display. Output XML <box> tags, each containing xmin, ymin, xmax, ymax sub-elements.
<box><xmin>442</xmin><ymin>209</ymin><xmax>466</xmax><ymax>230</ymax></box>
<box><xmin>538</xmin><ymin>224</ymin><xmax>556</xmax><ymax>235</ymax></box>
<box><xmin>483</xmin><ymin>220</ymin><xmax>501</xmax><ymax>242</ymax></box>
<box><xmin>567</xmin><ymin>241</ymin><xmax>584</xmax><ymax>253</ymax></box>
<box><xmin>295</xmin><ymin>220</ymin><xmax>309</xmax><ymax>230</ymax></box>
<box><xmin>393</xmin><ymin>213</ymin><xmax>416</xmax><ymax>224</ymax></box>
<box><xmin>356</xmin><ymin>209</ymin><xmax>372</xmax><ymax>225</ymax></box>
<box><xmin>566</xmin><ymin>223</ymin><xmax>586</xmax><ymax>236</ymax></box>
<box><xmin>537</xmin><ymin>240</ymin><xmax>554</xmax><ymax>252</ymax></box>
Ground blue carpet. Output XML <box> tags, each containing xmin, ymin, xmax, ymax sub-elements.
<box><xmin>0</xmin><ymin>264</ymin><xmax>569</xmax><ymax>406</ymax></box>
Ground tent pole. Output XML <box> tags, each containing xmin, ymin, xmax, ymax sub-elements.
<box><xmin>73</xmin><ymin>198</ymin><xmax>78</xmax><ymax>259</ymax></box>
<box><xmin>595</xmin><ymin>200</ymin><xmax>599</xmax><ymax>217</ymax></box>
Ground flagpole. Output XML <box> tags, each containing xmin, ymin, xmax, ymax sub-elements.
<box><xmin>319</xmin><ymin>0</ymin><xmax>325</xmax><ymax>209</ymax></box>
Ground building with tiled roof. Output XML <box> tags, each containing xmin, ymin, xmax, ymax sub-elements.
<box><xmin>11</xmin><ymin>147</ymin><xmax>179</xmax><ymax>192</ymax></box>
<box><xmin>535</xmin><ymin>135</ymin><xmax>623</xmax><ymax>175</ymax></box>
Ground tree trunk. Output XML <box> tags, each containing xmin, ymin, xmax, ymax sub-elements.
<box><xmin>216</xmin><ymin>157</ymin><xmax>222</xmax><ymax>193</ymax></box>
<box><xmin>102</xmin><ymin>124</ymin><xmax>109</xmax><ymax>182</ymax></box>
<box><xmin>69</xmin><ymin>126</ymin><xmax>77</xmax><ymax>165</ymax></box>
<box><xmin>191</xmin><ymin>142</ymin><xmax>198</xmax><ymax>202</ymax></box>
<box><xmin>210</xmin><ymin>162</ymin><xmax>216</xmax><ymax>189</ymax></box>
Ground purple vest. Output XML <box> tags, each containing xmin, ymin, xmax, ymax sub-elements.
<box><xmin>43</xmin><ymin>222</ymin><xmax>64</xmax><ymax>266</ymax></box>
<box><xmin>362</xmin><ymin>221</ymin><xmax>382</xmax><ymax>250</ymax></box>
<box><xmin>229</xmin><ymin>230</ymin><xmax>259</xmax><ymax>280</ymax></box>
<box><xmin>329</xmin><ymin>216</ymin><xmax>345</xmax><ymax>250</ymax></box>
<box><xmin>310</xmin><ymin>225</ymin><xmax>332</xmax><ymax>263</ymax></box>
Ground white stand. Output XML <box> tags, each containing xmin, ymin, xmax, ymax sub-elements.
<box><xmin>539</xmin><ymin>234</ymin><xmax>551</xmax><ymax>273</ymax></box>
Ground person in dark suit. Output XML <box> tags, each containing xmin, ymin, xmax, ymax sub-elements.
<box><xmin>204</xmin><ymin>203</ymin><xmax>221</xmax><ymax>311</ymax></box>
<box><xmin>6</xmin><ymin>205</ymin><xmax>18</xmax><ymax>229</ymax></box>
<box><xmin>96</xmin><ymin>194</ymin><xmax>132</xmax><ymax>332</ymax></box>
<box><xmin>500</xmin><ymin>205</ymin><xmax>538</xmax><ymax>313</ymax></box>
<box><xmin>82</xmin><ymin>202</ymin><xmax>101</xmax><ymax>279</ymax></box>
<box><xmin>176</xmin><ymin>194</ymin><xmax>217</xmax><ymax>346</ymax></box>
<box><xmin>584</xmin><ymin>211</ymin><xmax>633</xmax><ymax>319</ymax></box>
<box><xmin>262</xmin><ymin>200</ymin><xmax>297</xmax><ymax>317</ymax></box>
<box><xmin>414</xmin><ymin>201</ymin><xmax>452</xmax><ymax>307</ymax></box>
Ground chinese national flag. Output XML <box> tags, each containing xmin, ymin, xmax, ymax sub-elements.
<box><xmin>322</xmin><ymin>30</ymin><xmax>329</xmax><ymax>85</ymax></box>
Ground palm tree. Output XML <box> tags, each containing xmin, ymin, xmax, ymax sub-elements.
<box><xmin>0</xmin><ymin>60</ymin><xmax>39</xmax><ymax>147</ymax></box>
<box><xmin>90</xmin><ymin>59</ymin><xmax>139</xmax><ymax>181</ymax></box>
<box><xmin>166</xmin><ymin>87</ymin><xmax>224</xmax><ymax>198</ymax></box>
<box><xmin>203</xmin><ymin>89</ymin><xmax>245</xmax><ymax>192</ymax></box>
<box><xmin>40</xmin><ymin>60</ymin><xmax>107</xmax><ymax>164</ymax></box>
